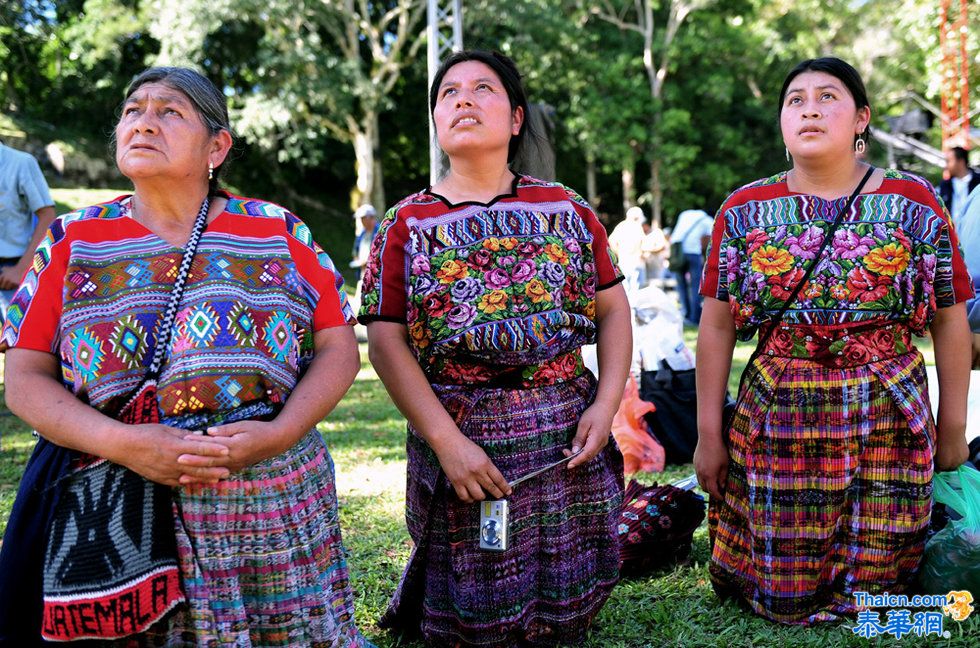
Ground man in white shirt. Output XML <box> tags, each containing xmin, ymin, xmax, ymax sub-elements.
<box><xmin>0</xmin><ymin>141</ymin><xmax>56</xmax><ymax>317</ymax></box>
<box><xmin>670</xmin><ymin>208</ymin><xmax>714</xmax><ymax>324</ymax></box>
<box><xmin>939</xmin><ymin>147</ymin><xmax>980</xmax><ymax>231</ymax></box>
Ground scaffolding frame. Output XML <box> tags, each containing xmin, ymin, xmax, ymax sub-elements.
<box><xmin>427</xmin><ymin>0</ymin><xmax>463</xmax><ymax>184</ymax></box>
<box><xmin>939</xmin><ymin>0</ymin><xmax>971</xmax><ymax>151</ymax></box>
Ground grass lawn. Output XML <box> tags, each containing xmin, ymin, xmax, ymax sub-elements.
<box><xmin>0</xmin><ymin>187</ymin><xmax>972</xmax><ymax>645</ymax></box>
<box><xmin>2</xmin><ymin>335</ymin><xmax>975</xmax><ymax>647</ymax></box>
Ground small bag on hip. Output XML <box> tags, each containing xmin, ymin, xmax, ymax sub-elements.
<box><xmin>40</xmin><ymin>197</ymin><xmax>210</xmax><ymax>641</ymax></box>
<box><xmin>40</xmin><ymin>384</ymin><xmax>183</xmax><ymax>641</ymax></box>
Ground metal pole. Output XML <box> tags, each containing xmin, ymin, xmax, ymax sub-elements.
<box><xmin>427</xmin><ymin>0</ymin><xmax>463</xmax><ymax>184</ymax></box>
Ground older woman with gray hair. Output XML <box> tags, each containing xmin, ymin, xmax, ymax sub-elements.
<box><xmin>0</xmin><ymin>67</ymin><xmax>372</xmax><ymax>646</ymax></box>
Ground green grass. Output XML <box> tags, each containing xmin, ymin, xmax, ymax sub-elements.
<box><xmin>0</xmin><ymin>194</ymin><xmax>965</xmax><ymax>644</ymax></box>
<box><xmin>1</xmin><ymin>344</ymin><xmax>973</xmax><ymax>646</ymax></box>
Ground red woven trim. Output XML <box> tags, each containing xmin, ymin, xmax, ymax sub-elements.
<box><xmin>41</xmin><ymin>566</ymin><xmax>182</xmax><ymax>640</ymax></box>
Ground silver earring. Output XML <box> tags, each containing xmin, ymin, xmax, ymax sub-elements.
<box><xmin>854</xmin><ymin>137</ymin><xmax>866</xmax><ymax>155</ymax></box>
<box><xmin>785</xmin><ymin>147</ymin><xmax>790</xmax><ymax>161</ymax></box>
<box><xmin>208</xmin><ymin>161</ymin><xmax>214</xmax><ymax>181</ymax></box>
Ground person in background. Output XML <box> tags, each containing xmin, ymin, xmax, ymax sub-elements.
<box><xmin>939</xmin><ymin>146</ymin><xmax>980</xmax><ymax>231</ymax></box>
<box><xmin>0</xmin><ymin>139</ymin><xmax>56</xmax><ymax>317</ymax></box>
<box><xmin>609</xmin><ymin>205</ymin><xmax>648</xmax><ymax>295</ymax></box>
<box><xmin>359</xmin><ymin>50</ymin><xmax>629</xmax><ymax>647</ymax></box>
<box><xmin>670</xmin><ymin>208</ymin><xmax>713</xmax><ymax>323</ymax></box>
<box><xmin>696</xmin><ymin>57</ymin><xmax>971</xmax><ymax>625</ymax></box>
<box><xmin>350</xmin><ymin>202</ymin><xmax>378</xmax><ymax>284</ymax></box>
<box><xmin>642</xmin><ymin>218</ymin><xmax>669</xmax><ymax>286</ymax></box>
<box><xmin>958</xmin><ymin>185</ymin><xmax>980</xmax><ymax>363</ymax></box>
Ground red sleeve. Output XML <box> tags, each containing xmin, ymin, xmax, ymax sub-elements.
<box><xmin>286</xmin><ymin>236</ymin><xmax>353</xmax><ymax>330</ymax></box>
<box><xmin>357</xmin><ymin>208</ymin><xmax>410</xmax><ymax>323</ymax></box>
<box><xmin>576</xmin><ymin>202</ymin><xmax>624</xmax><ymax>290</ymax></box>
<box><xmin>1</xmin><ymin>220</ymin><xmax>70</xmax><ymax>353</ymax></box>
<box><xmin>277</xmin><ymin>209</ymin><xmax>354</xmax><ymax>329</ymax></box>
<box><xmin>929</xmin><ymin>196</ymin><xmax>974</xmax><ymax>306</ymax></box>
<box><xmin>700</xmin><ymin>207</ymin><xmax>729</xmax><ymax>299</ymax></box>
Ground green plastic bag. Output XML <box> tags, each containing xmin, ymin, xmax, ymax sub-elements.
<box><xmin>919</xmin><ymin>463</ymin><xmax>980</xmax><ymax>594</ymax></box>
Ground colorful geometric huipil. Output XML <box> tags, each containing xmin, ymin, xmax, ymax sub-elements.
<box><xmin>2</xmin><ymin>194</ymin><xmax>372</xmax><ymax>646</ymax></box>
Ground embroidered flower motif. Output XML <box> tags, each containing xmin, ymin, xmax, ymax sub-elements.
<box><xmin>467</xmin><ymin>248</ymin><xmax>495</xmax><ymax>270</ymax></box>
<box><xmin>408</xmin><ymin>321</ymin><xmax>429</xmax><ymax>349</ymax></box>
<box><xmin>445</xmin><ymin>303</ymin><xmax>477</xmax><ymax>329</ymax></box>
<box><xmin>544</xmin><ymin>243</ymin><xmax>569</xmax><ymax>265</ymax></box>
<box><xmin>826</xmin><ymin>284</ymin><xmax>848</xmax><ymax>301</ymax></box>
<box><xmin>785</xmin><ymin>225</ymin><xmax>825</xmax><ymax>260</ymax></box>
<box><xmin>411</xmin><ymin>255</ymin><xmax>431</xmax><ymax>274</ymax></box>
<box><xmin>421</xmin><ymin>292</ymin><xmax>452</xmax><ymax>317</ymax></box>
<box><xmin>845</xmin><ymin>266</ymin><xmax>891</xmax><ymax>302</ymax></box>
<box><xmin>541</xmin><ymin>261</ymin><xmax>565</xmax><ymax>288</ymax></box>
<box><xmin>484</xmin><ymin>268</ymin><xmax>512</xmax><ymax>290</ymax></box>
<box><xmin>832</xmin><ymin>230</ymin><xmax>875</xmax><ymax>260</ymax></box>
<box><xmin>483</xmin><ymin>238</ymin><xmax>501</xmax><ymax>251</ymax></box>
<box><xmin>518</xmin><ymin>241</ymin><xmax>542</xmax><ymax>256</ymax></box>
<box><xmin>751</xmin><ymin>245</ymin><xmax>793</xmax><ymax>276</ymax></box>
<box><xmin>864</xmin><ymin>243</ymin><xmax>910</xmax><ymax>276</ymax></box>
<box><xmin>768</xmin><ymin>267</ymin><xmax>806</xmax><ymax>301</ymax></box>
<box><xmin>511</xmin><ymin>259</ymin><xmax>536</xmax><ymax>283</ymax></box>
<box><xmin>436</xmin><ymin>259</ymin><xmax>469</xmax><ymax>284</ymax></box>
<box><xmin>746</xmin><ymin>229</ymin><xmax>770</xmax><ymax>255</ymax></box>
<box><xmin>802</xmin><ymin>282</ymin><xmax>823</xmax><ymax>299</ymax></box>
<box><xmin>451</xmin><ymin>277</ymin><xmax>484</xmax><ymax>302</ymax></box>
<box><xmin>478</xmin><ymin>290</ymin><xmax>509</xmax><ymax>315</ymax></box>
<box><xmin>525</xmin><ymin>278</ymin><xmax>552</xmax><ymax>304</ymax></box>
<box><xmin>412</xmin><ymin>274</ymin><xmax>437</xmax><ymax>296</ymax></box>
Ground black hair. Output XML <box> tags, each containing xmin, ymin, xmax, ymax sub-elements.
<box><xmin>778</xmin><ymin>57</ymin><xmax>871</xmax><ymax>146</ymax></box>
<box><xmin>950</xmin><ymin>146</ymin><xmax>969</xmax><ymax>164</ymax></box>
<box><xmin>429</xmin><ymin>50</ymin><xmax>529</xmax><ymax>164</ymax></box>
<box><xmin>116</xmin><ymin>66</ymin><xmax>232</xmax><ymax>195</ymax></box>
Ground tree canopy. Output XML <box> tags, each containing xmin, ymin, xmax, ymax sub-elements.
<box><xmin>1</xmin><ymin>0</ymin><xmax>976</xmax><ymax>241</ymax></box>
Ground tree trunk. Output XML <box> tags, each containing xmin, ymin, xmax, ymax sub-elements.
<box><xmin>586</xmin><ymin>155</ymin><xmax>598</xmax><ymax>207</ymax></box>
<box><xmin>353</xmin><ymin>110</ymin><xmax>385</xmax><ymax>209</ymax></box>
<box><xmin>650</xmin><ymin>156</ymin><xmax>663</xmax><ymax>227</ymax></box>
<box><xmin>622</xmin><ymin>164</ymin><xmax>636</xmax><ymax>215</ymax></box>
<box><xmin>353</xmin><ymin>128</ymin><xmax>374</xmax><ymax>209</ymax></box>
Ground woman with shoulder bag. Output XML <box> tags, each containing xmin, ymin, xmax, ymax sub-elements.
<box><xmin>695</xmin><ymin>57</ymin><xmax>972</xmax><ymax>624</ymax></box>
<box><xmin>0</xmin><ymin>67</ymin><xmax>373</xmax><ymax>646</ymax></box>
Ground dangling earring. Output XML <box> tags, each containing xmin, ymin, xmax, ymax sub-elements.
<box><xmin>785</xmin><ymin>147</ymin><xmax>790</xmax><ymax>162</ymax></box>
<box><xmin>208</xmin><ymin>161</ymin><xmax>214</xmax><ymax>181</ymax></box>
<box><xmin>854</xmin><ymin>136</ymin><xmax>866</xmax><ymax>156</ymax></box>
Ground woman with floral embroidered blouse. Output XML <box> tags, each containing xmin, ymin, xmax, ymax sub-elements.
<box><xmin>694</xmin><ymin>57</ymin><xmax>972</xmax><ymax>625</ymax></box>
<box><xmin>358</xmin><ymin>51</ymin><xmax>631</xmax><ymax>647</ymax></box>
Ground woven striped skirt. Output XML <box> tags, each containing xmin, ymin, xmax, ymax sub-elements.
<box><xmin>709</xmin><ymin>349</ymin><xmax>935</xmax><ymax>625</ymax></box>
<box><xmin>381</xmin><ymin>372</ymin><xmax>624</xmax><ymax>647</ymax></box>
<box><xmin>163</xmin><ymin>429</ymin><xmax>372</xmax><ymax>647</ymax></box>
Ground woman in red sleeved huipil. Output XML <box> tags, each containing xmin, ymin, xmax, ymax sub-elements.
<box><xmin>358</xmin><ymin>50</ymin><xmax>631</xmax><ymax>647</ymax></box>
<box><xmin>695</xmin><ymin>57</ymin><xmax>972</xmax><ymax>625</ymax></box>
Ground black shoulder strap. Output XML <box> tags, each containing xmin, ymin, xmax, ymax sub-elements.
<box><xmin>751</xmin><ymin>165</ymin><xmax>874</xmax><ymax>354</ymax></box>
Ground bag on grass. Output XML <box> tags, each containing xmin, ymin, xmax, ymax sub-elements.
<box><xmin>618</xmin><ymin>478</ymin><xmax>705</xmax><ymax>577</ymax></box>
<box><xmin>919</xmin><ymin>463</ymin><xmax>980</xmax><ymax>594</ymax></box>
<box><xmin>639</xmin><ymin>361</ymin><xmax>698</xmax><ymax>464</ymax></box>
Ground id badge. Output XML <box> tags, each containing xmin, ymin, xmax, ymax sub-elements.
<box><xmin>479</xmin><ymin>499</ymin><xmax>509</xmax><ymax>551</ymax></box>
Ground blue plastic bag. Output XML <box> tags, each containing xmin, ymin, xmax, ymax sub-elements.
<box><xmin>919</xmin><ymin>464</ymin><xmax>980</xmax><ymax>594</ymax></box>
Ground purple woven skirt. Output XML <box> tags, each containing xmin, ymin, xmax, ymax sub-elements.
<box><xmin>381</xmin><ymin>372</ymin><xmax>624</xmax><ymax>647</ymax></box>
